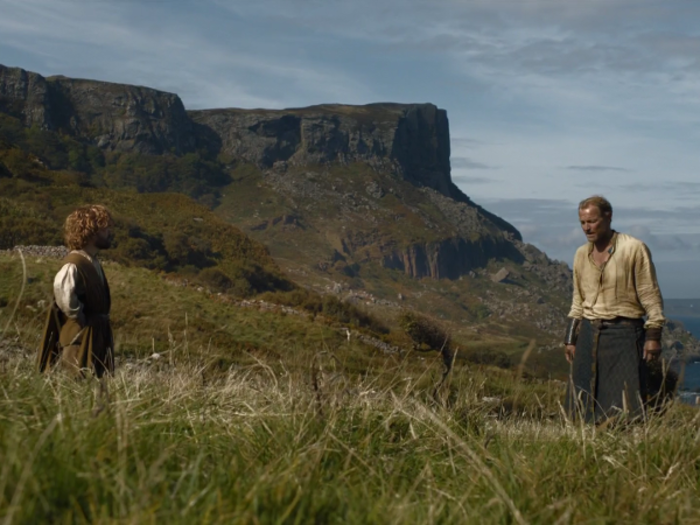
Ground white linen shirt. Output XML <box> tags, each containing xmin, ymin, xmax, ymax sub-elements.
<box><xmin>53</xmin><ymin>250</ymin><xmax>106</xmax><ymax>320</ymax></box>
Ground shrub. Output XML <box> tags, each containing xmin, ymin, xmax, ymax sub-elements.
<box><xmin>465</xmin><ymin>349</ymin><xmax>512</xmax><ymax>369</ymax></box>
<box><xmin>197</xmin><ymin>267</ymin><xmax>233</xmax><ymax>292</ymax></box>
<box><xmin>398</xmin><ymin>311</ymin><xmax>451</xmax><ymax>352</ymax></box>
<box><xmin>259</xmin><ymin>289</ymin><xmax>388</xmax><ymax>334</ymax></box>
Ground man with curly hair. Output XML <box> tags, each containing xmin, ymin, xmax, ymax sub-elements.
<box><xmin>39</xmin><ymin>204</ymin><xmax>115</xmax><ymax>377</ymax></box>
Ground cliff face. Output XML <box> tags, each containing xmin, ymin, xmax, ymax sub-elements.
<box><xmin>0</xmin><ymin>64</ymin><xmax>462</xmax><ymax>202</ymax></box>
<box><xmin>189</xmin><ymin>103</ymin><xmax>461</xmax><ymax>201</ymax></box>
<box><xmin>0</xmin><ymin>65</ymin><xmax>53</xmax><ymax>128</ymax></box>
<box><xmin>0</xmin><ymin>64</ymin><xmax>525</xmax><ymax>279</ymax></box>
<box><xmin>380</xmin><ymin>236</ymin><xmax>522</xmax><ymax>280</ymax></box>
<box><xmin>0</xmin><ymin>65</ymin><xmax>194</xmax><ymax>154</ymax></box>
<box><xmin>391</xmin><ymin>104</ymin><xmax>452</xmax><ymax>198</ymax></box>
<box><xmin>47</xmin><ymin>76</ymin><xmax>195</xmax><ymax>154</ymax></box>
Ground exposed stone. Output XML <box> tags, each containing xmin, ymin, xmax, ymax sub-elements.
<box><xmin>491</xmin><ymin>268</ymin><xmax>510</xmax><ymax>283</ymax></box>
<box><xmin>380</xmin><ymin>237</ymin><xmax>519</xmax><ymax>280</ymax></box>
<box><xmin>0</xmin><ymin>64</ymin><xmax>538</xmax><ymax>286</ymax></box>
<box><xmin>0</xmin><ymin>64</ymin><xmax>195</xmax><ymax>155</ymax></box>
<box><xmin>365</xmin><ymin>181</ymin><xmax>385</xmax><ymax>199</ymax></box>
<box><xmin>188</xmin><ymin>103</ymin><xmax>470</xmax><ymax>202</ymax></box>
<box><xmin>0</xmin><ymin>245</ymin><xmax>69</xmax><ymax>259</ymax></box>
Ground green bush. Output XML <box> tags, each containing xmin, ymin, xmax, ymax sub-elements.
<box><xmin>398</xmin><ymin>311</ymin><xmax>450</xmax><ymax>352</ymax></box>
<box><xmin>0</xmin><ymin>198</ymin><xmax>62</xmax><ymax>249</ymax></box>
<box><xmin>259</xmin><ymin>289</ymin><xmax>388</xmax><ymax>334</ymax></box>
<box><xmin>465</xmin><ymin>349</ymin><xmax>512</xmax><ymax>369</ymax></box>
<box><xmin>197</xmin><ymin>267</ymin><xmax>233</xmax><ymax>292</ymax></box>
<box><xmin>225</xmin><ymin>262</ymin><xmax>294</xmax><ymax>297</ymax></box>
<box><xmin>101</xmin><ymin>151</ymin><xmax>230</xmax><ymax>199</ymax></box>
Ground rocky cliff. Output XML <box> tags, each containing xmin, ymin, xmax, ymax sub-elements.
<box><xmin>380</xmin><ymin>237</ymin><xmax>518</xmax><ymax>280</ymax></box>
<box><xmin>189</xmin><ymin>103</ymin><xmax>521</xmax><ymax>239</ymax></box>
<box><xmin>0</xmin><ymin>65</ymin><xmax>516</xmax><ymax>235</ymax></box>
<box><xmin>0</xmin><ymin>64</ymin><xmax>525</xmax><ymax>277</ymax></box>
<box><xmin>0</xmin><ymin>64</ymin><xmax>194</xmax><ymax>154</ymax></box>
<box><xmin>189</xmin><ymin>103</ymin><xmax>463</xmax><ymax>200</ymax></box>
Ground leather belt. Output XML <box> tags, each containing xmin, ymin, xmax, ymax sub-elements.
<box><xmin>589</xmin><ymin>317</ymin><xmax>643</xmax><ymax>329</ymax></box>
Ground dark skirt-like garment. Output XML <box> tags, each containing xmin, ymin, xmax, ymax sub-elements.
<box><xmin>566</xmin><ymin>318</ymin><xmax>647</xmax><ymax>423</ymax></box>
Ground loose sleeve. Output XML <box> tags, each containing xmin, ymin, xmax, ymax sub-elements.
<box><xmin>54</xmin><ymin>263</ymin><xmax>84</xmax><ymax>322</ymax></box>
<box><xmin>634</xmin><ymin>243</ymin><xmax>665</xmax><ymax>335</ymax></box>
<box><xmin>567</xmin><ymin>251</ymin><xmax>584</xmax><ymax>319</ymax></box>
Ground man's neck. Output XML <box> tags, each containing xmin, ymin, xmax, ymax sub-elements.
<box><xmin>82</xmin><ymin>243</ymin><xmax>99</xmax><ymax>257</ymax></box>
<box><xmin>593</xmin><ymin>231</ymin><xmax>614</xmax><ymax>253</ymax></box>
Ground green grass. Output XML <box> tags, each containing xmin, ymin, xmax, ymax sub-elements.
<box><xmin>0</xmin><ymin>253</ymin><xmax>382</xmax><ymax>370</ymax></box>
<box><xmin>1</xmin><ymin>332</ymin><xmax>699</xmax><ymax>523</ymax></box>
<box><xmin>2</xmin><ymin>252</ymin><xmax>699</xmax><ymax>523</ymax></box>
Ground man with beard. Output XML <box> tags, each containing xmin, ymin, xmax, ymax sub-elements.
<box><xmin>564</xmin><ymin>195</ymin><xmax>665</xmax><ymax>423</ymax></box>
<box><xmin>39</xmin><ymin>204</ymin><xmax>115</xmax><ymax>377</ymax></box>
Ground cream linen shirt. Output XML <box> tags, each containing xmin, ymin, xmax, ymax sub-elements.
<box><xmin>53</xmin><ymin>250</ymin><xmax>106</xmax><ymax>320</ymax></box>
<box><xmin>568</xmin><ymin>232</ymin><xmax>665</xmax><ymax>330</ymax></box>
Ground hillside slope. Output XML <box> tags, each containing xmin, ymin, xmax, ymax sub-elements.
<box><xmin>1</xmin><ymin>63</ymin><xmax>697</xmax><ymax>371</ymax></box>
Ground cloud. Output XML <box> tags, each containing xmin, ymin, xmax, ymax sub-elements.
<box><xmin>221</xmin><ymin>0</ymin><xmax>700</xmax><ymax>129</ymax></box>
<box><xmin>451</xmin><ymin>175</ymin><xmax>495</xmax><ymax>185</ymax></box>
<box><xmin>451</xmin><ymin>157</ymin><xmax>496</xmax><ymax>170</ymax></box>
<box><xmin>612</xmin><ymin>204</ymin><xmax>700</xmax><ymax>227</ymax></box>
<box><xmin>566</xmin><ymin>165</ymin><xmax>630</xmax><ymax>172</ymax></box>
<box><xmin>471</xmin><ymin>197</ymin><xmax>700</xmax><ymax>269</ymax></box>
<box><xmin>0</xmin><ymin>0</ymin><xmax>378</xmax><ymax>109</ymax></box>
<box><xmin>627</xmin><ymin>225</ymin><xmax>696</xmax><ymax>252</ymax></box>
<box><xmin>451</xmin><ymin>137</ymin><xmax>484</xmax><ymax>149</ymax></box>
<box><xmin>618</xmin><ymin>181</ymin><xmax>700</xmax><ymax>197</ymax></box>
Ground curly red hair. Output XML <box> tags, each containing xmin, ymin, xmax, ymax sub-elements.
<box><xmin>63</xmin><ymin>204</ymin><xmax>114</xmax><ymax>250</ymax></box>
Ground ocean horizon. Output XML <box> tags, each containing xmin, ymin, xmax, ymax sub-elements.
<box><xmin>671</xmin><ymin>316</ymin><xmax>700</xmax><ymax>404</ymax></box>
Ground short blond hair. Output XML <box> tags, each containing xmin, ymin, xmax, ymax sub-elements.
<box><xmin>63</xmin><ymin>205</ymin><xmax>114</xmax><ymax>250</ymax></box>
<box><xmin>579</xmin><ymin>195</ymin><xmax>612</xmax><ymax>217</ymax></box>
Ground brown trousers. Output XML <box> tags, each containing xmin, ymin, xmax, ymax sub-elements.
<box><xmin>59</xmin><ymin>344</ymin><xmax>83</xmax><ymax>377</ymax></box>
<box><xmin>58</xmin><ymin>342</ymin><xmax>114</xmax><ymax>378</ymax></box>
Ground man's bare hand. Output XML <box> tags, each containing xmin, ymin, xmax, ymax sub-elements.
<box><xmin>643</xmin><ymin>340</ymin><xmax>661</xmax><ymax>362</ymax></box>
<box><xmin>565</xmin><ymin>344</ymin><xmax>576</xmax><ymax>363</ymax></box>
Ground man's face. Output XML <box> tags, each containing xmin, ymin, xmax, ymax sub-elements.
<box><xmin>94</xmin><ymin>226</ymin><xmax>113</xmax><ymax>250</ymax></box>
<box><xmin>579</xmin><ymin>205</ymin><xmax>612</xmax><ymax>243</ymax></box>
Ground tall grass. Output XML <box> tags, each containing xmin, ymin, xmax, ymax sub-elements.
<box><xmin>0</xmin><ymin>344</ymin><xmax>699</xmax><ymax>524</ymax></box>
<box><xmin>1</xmin><ymin>253</ymin><xmax>699</xmax><ymax>524</ymax></box>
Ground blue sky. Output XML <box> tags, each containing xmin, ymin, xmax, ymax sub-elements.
<box><xmin>2</xmin><ymin>0</ymin><xmax>699</xmax><ymax>297</ymax></box>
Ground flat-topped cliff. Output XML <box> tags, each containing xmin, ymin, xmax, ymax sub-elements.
<box><xmin>0</xmin><ymin>65</ymin><xmax>194</xmax><ymax>154</ymax></box>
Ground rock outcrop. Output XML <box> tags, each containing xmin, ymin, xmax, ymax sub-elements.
<box><xmin>189</xmin><ymin>103</ymin><xmax>466</xmax><ymax>202</ymax></box>
<box><xmin>0</xmin><ymin>65</ymin><xmax>519</xmax><ymax>233</ymax></box>
<box><xmin>0</xmin><ymin>65</ymin><xmax>53</xmax><ymax>128</ymax></box>
<box><xmin>0</xmin><ymin>64</ymin><xmax>195</xmax><ymax>154</ymax></box>
<box><xmin>1</xmin><ymin>64</ymin><xmax>477</xmax><ymax>204</ymax></box>
<box><xmin>380</xmin><ymin>237</ymin><xmax>523</xmax><ymax>280</ymax></box>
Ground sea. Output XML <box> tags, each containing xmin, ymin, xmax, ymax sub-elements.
<box><xmin>673</xmin><ymin>316</ymin><xmax>700</xmax><ymax>405</ymax></box>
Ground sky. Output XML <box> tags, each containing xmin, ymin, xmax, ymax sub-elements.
<box><xmin>1</xmin><ymin>0</ymin><xmax>699</xmax><ymax>297</ymax></box>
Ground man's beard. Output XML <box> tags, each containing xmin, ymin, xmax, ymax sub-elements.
<box><xmin>95</xmin><ymin>234</ymin><xmax>112</xmax><ymax>250</ymax></box>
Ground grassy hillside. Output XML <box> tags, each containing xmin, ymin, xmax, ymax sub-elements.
<box><xmin>4</xmin><ymin>106</ymin><xmax>694</xmax><ymax>374</ymax></box>
<box><xmin>213</xmin><ymin>162</ymin><xmax>574</xmax><ymax>373</ymax></box>
<box><xmin>0</xmin><ymin>173</ymin><xmax>293</xmax><ymax>298</ymax></box>
<box><xmin>0</xmin><ymin>108</ymin><xmax>573</xmax><ymax>375</ymax></box>
<box><xmin>0</xmin><ymin>253</ymin><xmax>395</xmax><ymax>370</ymax></box>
